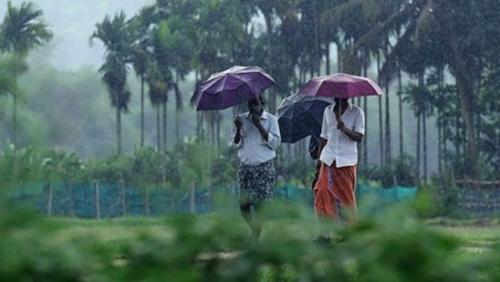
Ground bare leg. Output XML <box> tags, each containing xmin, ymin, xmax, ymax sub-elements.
<box><xmin>252</xmin><ymin>202</ymin><xmax>262</xmax><ymax>241</ymax></box>
<box><xmin>240</xmin><ymin>201</ymin><xmax>253</xmax><ymax>227</ymax></box>
<box><xmin>240</xmin><ymin>201</ymin><xmax>262</xmax><ymax>242</ymax></box>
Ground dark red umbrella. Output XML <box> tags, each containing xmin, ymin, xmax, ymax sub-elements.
<box><xmin>298</xmin><ymin>73</ymin><xmax>383</xmax><ymax>99</ymax></box>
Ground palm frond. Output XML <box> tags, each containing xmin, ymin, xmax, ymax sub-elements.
<box><xmin>0</xmin><ymin>1</ymin><xmax>52</xmax><ymax>54</ymax></box>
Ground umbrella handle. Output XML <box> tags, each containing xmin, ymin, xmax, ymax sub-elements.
<box><xmin>335</xmin><ymin>105</ymin><xmax>342</xmax><ymax>122</ymax></box>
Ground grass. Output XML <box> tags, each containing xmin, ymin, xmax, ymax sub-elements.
<box><xmin>46</xmin><ymin>215</ymin><xmax>500</xmax><ymax>260</ymax></box>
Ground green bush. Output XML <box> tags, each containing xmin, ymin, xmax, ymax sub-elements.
<box><xmin>0</xmin><ymin>202</ymin><xmax>497</xmax><ymax>282</ymax></box>
<box><xmin>359</xmin><ymin>155</ymin><xmax>417</xmax><ymax>188</ymax></box>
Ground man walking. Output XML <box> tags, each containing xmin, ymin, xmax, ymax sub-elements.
<box><xmin>233</xmin><ymin>96</ymin><xmax>281</xmax><ymax>241</ymax></box>
<box><xmin>314</xmin><ymin>98</ymin><xmax>364</xmax><ymax>224</ymax></box>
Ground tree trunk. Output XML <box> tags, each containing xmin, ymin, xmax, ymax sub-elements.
<box><xmin>449</xmin><ymin>40</ymin><xmax>479</xmax><ymax>178</ymax></box>
<box><xmin>216</xmin><ymin>113</ymin><xmax>221</xmax><ymax>149</ymax></box>
<box><xmin>417</xmin><ymin>71</ymin><xmax>425</xmax><ymax>184</ymax></box>
<box><xmin>443</xmin><ymin>119</ymin><xmax>448</xmax><ymax>170</ymax></box>
<box><xmin>162</xmin><ymin>102</ymin><xmax>167</xmax><ymax>151</ymax></box>
<box><xmin>117</xmin><ymin>106</ymin><xmax>122</xmax><ymax>155</ymax></box>
<box><xmin>423</xmin><ymin>107</ymin><xmax>428</xmax><ymax>182</ymax></box>
<box><xmin>68</xmin><ymin>183</ymin><xmax>75</xmax><ymax>217</ymax></box>
<box><xmin>210</xmin><ymin>114</ymin><xmax>215</xmax><ymax>146</ymax></box>
<box><xmin>95</xmin><ymin>182</ymin><xmax>101</xmax><ymax>219</ymax></box>
<box><xmin>141</xmin><ymin>76</ymin><xmax>145</xmax><ymax>148</ymax></box>
<box><xmin>200</xmin><ymin>113</ymin><xmax>206</xmax><ymax>142</ymax></box>
<box><xmin>363</xmin><ymin>62</ymin><xmax>368</xmax><ymax>166</ymax></box>
<box><xmin>175</xmin><ymin>76</ymin><xmax>181</xmax><ymax>145</ymax></box>
<box><xmin>313</xmin><ymin>0</ymin><xmax>320</xmax><ymax>76</ymax></box>
<box><xmin>12</xmin><ymin>94</ymin><xmax>18</xmax><ymax>180</ymax></box>
<box><xmin>437</xmin><ymin>67</ymin><xmax>444</xmax><ymax>172</ymax></box>
<box><xmin>438</xmin><ymin>112</ymin><xmax>442</xmax><ymax>174</ymax></box>
<box><xmin>156</xmin><ymin>107</ymin><xmax>161</xmax><ymax>151</ymax></box>
<box><xmin>455</xmin><ymin>78</ymin><xmax>477</xmax><ymax>173</ymax></box>
<box><xmin>189</xmin><ymin>181</ymin><xmax>196</xmax><ymax>214</ymax></box>
<box><xmin>462</xmin><ymin>116</ymin><xmax>467</xmax><ymax>165</ymax></box>
<box><xmin>176</xmin><ymin>108</ymin><xmax>180</xmax><ymax>145</ymax></box>
<box><xmin>417</xmin><ymin>113</ymin><xmax>421</xmax><ymax>184</ymax></box>
<box><xmin>326</xmin><ymin>43</ymin><xmax>330</xmax><ymax>74</ymax></box>
<box><xmin>45</xmin><ymin>182</ymin><xmax>53</xmax><ymax>216</ymax></box>
<box><xmin>476</xmin><ymin>111</ymin><xmax>481</xmax><ymax>142</ymax></box>
<box><xmin>264</xmin><ymin>13</ymin><xmax>277</xmax><ymax>112</ymax></box>
<box><xmin>121</xmin><ymin>179</ymin><xmax>127</xmax><ymax>217</ymax></box>
<box><xmin>383</xmin><ymin>41</ymin><xmax>391</xmax><ymax>165</ymax></box>
<box><xmin>196</xmin><ymin>112</ymin><xmax>201</xmax><ymax>140</ymax></box>
<box><xmin>337</xmin><ymin>42</ymin><xmax>343</xmax><ymax>72</ymax></box>
<box><xmin>385</xmin><ymin>79</ymin><xmax>391</xmax><ymax>165</ymax></box>
<box><xmin>398</xmin><ymin>69</ymin><xmax>403</xmax><ymax>157</ymax></box>
<box><xmin>195</xmin><ymin>74</ymin><xmax>202</xmax><ymax>141</ymax></box>
<box><xmin>377</xmin><ymin>52</ymin><xmax>384</xmax><ymax>166</ymax></box>
<box><xmin>13</xmin><ymin>93</ymin><xmax>17</xmax><ymax>149</ymax></box>
<box><xmin>144</xmin><ymin>186</ymin><xmax>150</xmax><ymax>217</ymax></box>
<box><xmin>455</xmin><ymin>115</ymin><xmax>460</xmax><ymax>156</ymax></box>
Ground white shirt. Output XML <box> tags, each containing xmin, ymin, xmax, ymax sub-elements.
<box><xmin>319</xmin><ymin>104</ymin><xmax>365</xmax><ymax>167</ymax></box>
<box><xmin>232</xmin><ymin>111</ymin><xmax>281</xmax><ymax>166</ymax></box>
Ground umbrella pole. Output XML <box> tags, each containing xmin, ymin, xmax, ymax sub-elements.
<box><xmin>336</xmin><ymin>103</ymin><xmax>341</xmax><ymax>122</ymax></box>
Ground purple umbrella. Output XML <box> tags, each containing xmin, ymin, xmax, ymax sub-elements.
<box><xmin>194</xmin><ymin>66</ymin><xmax>276</xmax><ymax>111</ymax></box>
<box><xmin>298</xmin><ymin>73</ymin><xmax>383</xmax><ymax>99</ymax></box>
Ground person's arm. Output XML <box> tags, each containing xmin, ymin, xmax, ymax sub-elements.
<box><xmin>233</xmin><ymin>116</ymin><xmax>243</xmax><ymax>147</ymax></box>
<box><xmin>251</xmin><ymin>113</ymin><xmax>269</xmax><ymax>141</ymax></box>
<box><xmin>317</xmin><ymin>137</ymin><xmax>326</xmax><ymax>158</ymax></box>
<box><xmin>262</xmin><ymin>115</ymin><xmax>281</xmax><ymax>150</ymax></box>
<box><xmin>317</xmin><ymin>107</ymin><xmax>329</xmax><ymax>162</ymax></box>
<box><xmin>338</xmin><ymin>108</ymin><xmax>365</xmax><ymax>143</ymax></box>
<box><xmin>337</xmin><ymin>121</ymin><xmax>363</xmax><ymax>143</ymax></box>
<box><xmin>315</xmin><ymin>137</ymin><xmax>327</xmax><ymax>167</ymax></box>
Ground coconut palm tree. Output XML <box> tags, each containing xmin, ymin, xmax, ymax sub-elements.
<box><xmin>342</xmin><ymin>0</ymin><xmax>500</xmax><ymax>178</ymax></box>
<box><xmin>146</xmin><ymin>60</ymin><xmax>168</xmax><ymax>151</ymax></box>
<box><xmin>0</xmin><ymin>1</ymin><xmax>52</xmax><ymax>148</ymax></box>
<box><xmin>129</xmin><ymin>6</ymin><xmax>156</xmax><ymax>148</ymax></box>
<box><xmin>91</xmin><ymin>12</ymin><xmax>132</xmax><ymax>155</ymax></box>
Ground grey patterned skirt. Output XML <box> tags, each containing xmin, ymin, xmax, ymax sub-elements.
<box><xmin>238</xmin><ymin>160</ymin><xmax>275</xmax><ymax>204</ymax></box>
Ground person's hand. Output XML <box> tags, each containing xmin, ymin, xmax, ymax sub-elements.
<box><xmin>251</xmin><ymin>113</ymin><xmax>261</xmax><ymax>127</ymax></box>
<box><xmin>312</xmin><ymin>162</ymin><xmax>321</xmax><ymax>190</ymax></box>
<box><xmin>312</xmin><ymin>176</ymin><xmax>318</xmax><ymax>190</ymax></box>
<box><xmin>234</xmin><ymin>116</ymin><xmax>243</xmax><ymax>130</ymax></box>
<box><xmin>337</xmin><ymin>120</ymin><xmax>346</xmax><ymax>131</ymax></box>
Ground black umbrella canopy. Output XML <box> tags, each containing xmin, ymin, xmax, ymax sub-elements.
<box><xmin>276</xmin><ymin>95</ymin><xmax>333</xmax><ymax>143</ymax></box>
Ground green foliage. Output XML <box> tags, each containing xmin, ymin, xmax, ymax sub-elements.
<box><xmin>0</xmin><ymin>54</ymin><xmax>27</xmax><ymax>97</ymax></box>
<box><xmin>0</xmin><ymin>141</ymin><xmax>220</xmax><ymax>192</ymax></box>
<box><xmin>174</xmin><ymin>139</ymin><xmax>216</xmax><ymax>188</ymax></box>
<box><xmin>91</xmin><ymin>12</ymin><xmax>132</xmax><ymax>112</ymax></box>
<box><xmin>209</xmin><ymin>146</ymin><xmax>238</xmax><ymax>189</ymax></box>
<box><xmin>360</xmin><ymin>155</ymin><xmax>417</xmax><ymax>188</ymax></box>
<box><xmin>0</xmin><ymin>144</ymin><xmax>41</xmax><ymax>185</ymax></box>
<box><xmin>0</xmin><ymin>205</ymin><xmax>498</xmax><ymax>281</ymax></box>
<box><xmin>0</xmin><ymin>1</ymin><xmax>53</xmax><ymax>56</ymax></box>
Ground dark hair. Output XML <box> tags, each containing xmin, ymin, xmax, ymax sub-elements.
<box><xmin>258</xmin><ymin>95</ymin><xmax>265</xmax><ymax>105</ymax></box>
<box><xmin>248</xmin><ymin>95</ymin><xmax>265</xmax><ymax>106</ymax></box>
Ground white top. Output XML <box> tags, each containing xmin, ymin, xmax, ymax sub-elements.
<box><xmin>232</xmin><ymin>111</ymin><xmax>281</xmax><ymax>166</ymax></box>
<box><xmin>319</xmin><ymin>104</ymin><xmax>365</xmax><ymax>167</ymax></box>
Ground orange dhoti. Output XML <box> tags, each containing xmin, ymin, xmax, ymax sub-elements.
<box><xmin>314</xmin><ymin>162</ymin><xmax>357</xmax><ymax>223</ymax></box>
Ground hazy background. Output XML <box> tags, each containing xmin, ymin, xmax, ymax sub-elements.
<box><xmin>0</xmin><ymin>0</ymin><xmax>439</xmax><ymax>173</ymax></box>
<box><xmin>1</xmin><ymin>1</ymin><xmax>154</xmax><ymax>70</ymax></box>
